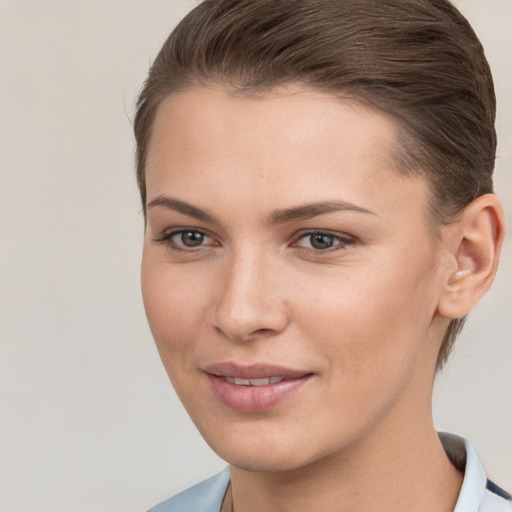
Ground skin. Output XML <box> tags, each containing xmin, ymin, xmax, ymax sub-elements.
<box><xmin>141</xmin><ymin>85</ymin><xmax>503</xmax><ymax>512</ymax></box>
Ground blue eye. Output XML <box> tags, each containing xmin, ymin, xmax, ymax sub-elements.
<box><xmin>173</xmin><ymin>230</ymin><xmax>207</xmax><ymax>247</ymax></box>
<box><xmin>154</xmin><ymin>229</ymin><xmax>216</xmax><ymax>251</ymax></box>
<box><xmin>294</xmin><ymin>231</ymin><xmax>352</xmax><ymax>251</ymax></box>
<box><xmin>308</xmin><ymin>234</ymin><xmax>336</xmax><ymax>250</ymax></box>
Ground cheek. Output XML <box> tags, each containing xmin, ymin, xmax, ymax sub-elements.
<box><xmin>141</xmin><ymin>251</ymin><xmax>209</xmax><ymax>358</ymax></box>
<box><xmin>296</xmin><ymin>257</ymin><xmax>437</xmax><ymax>379</ymax></box>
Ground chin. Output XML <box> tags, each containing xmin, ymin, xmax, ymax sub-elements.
<box><xmin>221</xmin><ymin>448</ymin><xmax>312</xmax><ymax>473</ymax></box>
<box><xmin>200</xmin><ymin>425</ymin><xmax>330</xmax><ymax>474</ymax></box>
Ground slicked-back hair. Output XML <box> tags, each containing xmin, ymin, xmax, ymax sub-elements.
<box><xmin>134</xmin><ymin>0</ymin><xmax>497</xmax><ymax>370</ymax></box>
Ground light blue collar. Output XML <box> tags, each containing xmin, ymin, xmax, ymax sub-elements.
<box><xmin>148</xmin><ymin>468</ymin><xmax>230</xmax><ymax>512</ymax></box>
<box><xmin>149</xmin><ymin>433</ymin><xmax>494</xmax><ymax>512</ymax></box>
<box><xmin>440</xmin><ymin>432</ymin><xmax>487</xmax><ymax>512</ymax></box>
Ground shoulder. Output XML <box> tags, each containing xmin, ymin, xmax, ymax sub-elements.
<box><xmin>147</xmin><ymin>468</ymin><xmax>231</xmax><ymax>512</ymax></box>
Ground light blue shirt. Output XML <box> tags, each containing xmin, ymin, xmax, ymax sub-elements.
<box><xmin>148</xmin><ymin>433</ymin><xmax>511</xmax><ymax>512</ymax></box>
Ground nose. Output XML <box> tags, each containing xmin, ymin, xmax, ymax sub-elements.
<box><xmin>212</xmin><ymin>249</ymin><xmax>289</xmax><ymax>342</ymax></box>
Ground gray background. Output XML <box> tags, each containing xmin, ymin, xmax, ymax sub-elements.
<box><xmin>0</xmin><ymin>1</ymin><xmax>510</xmax><ymax>511</ymax></box>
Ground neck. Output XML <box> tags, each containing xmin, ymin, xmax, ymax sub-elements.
<box><xmin>229</xmin><ymin>412</ymin><xmax>462</xmax><ymax>512</ymax></box>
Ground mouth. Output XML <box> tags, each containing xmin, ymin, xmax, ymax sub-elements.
<box><xmin>204</xmin><ymin>362</ymin><xmax>313</xmax><ymax>412</ymax></box>
<box><xmin>223</xmin><ymin>376</ymin><xmax>287</xmax><ymax>386</ymax></box>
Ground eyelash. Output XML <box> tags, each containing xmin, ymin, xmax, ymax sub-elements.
<box><xmin>153</xmin><ymin>228</ymin><xmax>355</xmax><ymax>254</ymax></box>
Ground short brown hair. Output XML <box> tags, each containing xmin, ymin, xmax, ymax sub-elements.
<box><xmin>134</xmin><ymin>0</ymin><xmax>497</xmax><ymax>370</ymax></box>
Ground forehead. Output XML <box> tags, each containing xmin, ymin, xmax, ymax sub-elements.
<box><xmin>148</xmin><ymin>85</ymin><xmax>400</xmax><ymax>176</ymax></box>
<box><xmin>150</xmin><ymin>85</ymin><xmax>398</xmax><ymax>158</ymax></box>
<box><xmin>146</xmin><ymin>85</ymin><xmax>431</xmax><ymax>227</ymax></box>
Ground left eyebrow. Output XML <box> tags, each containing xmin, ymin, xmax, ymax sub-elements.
<box><xmin>268</xmin><ymin>200</ymin><xmax>378</xmax><ymax>224</ymax></box>
<box><xmin>146</xmin><ymin>195</ymin><xmax>216</xmax><ymax>223</ymax></box>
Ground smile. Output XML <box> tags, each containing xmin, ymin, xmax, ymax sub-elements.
<box><xmin>224</xmin><ymin>376</ymin><xmax>285</xmax><ymax>386</ymax></box>
<box><xmin>204</xmin><ymin>362</ymin><xmax>313</xmax><ymax>412</ymax></box>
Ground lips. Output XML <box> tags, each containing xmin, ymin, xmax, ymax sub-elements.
<box><xmin>204</xmin><ymin>362</ymin><xmax>313</xmax><ymax>412</ymax></box>
<box><xmin>205</xmin><ymin>362</ymin><xmax>310</xmax><ymax>380</ymax></box>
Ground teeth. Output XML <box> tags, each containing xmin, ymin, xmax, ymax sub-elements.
<box><xmin>249</xmin><ymin>378</ymin><xmax>272</xmax><ymax>386</ymax></box>
<box><xmin>225</xmin><ymin>377</ymin><xmax>285</xmax><ymax>386</ymax></box>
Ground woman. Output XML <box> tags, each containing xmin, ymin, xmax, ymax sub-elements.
<box><xmin>135</xmin><ymin>1</ymin><xmax>510</xmax><ymax>511</ymax></box>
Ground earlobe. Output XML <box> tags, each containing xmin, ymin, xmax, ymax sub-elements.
<box><xmin>437</xmin><ymin>194</ymin><xmax>506</xmax><ymax>319</ymax></box>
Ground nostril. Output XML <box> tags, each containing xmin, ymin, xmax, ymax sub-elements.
<box><xmin>212</xmin><ymin>267</ymin><xmax>289</xmax><ymax>341</ymax></box>
<box><xmin>214</xmin><ymin>325</ymin><xmax>277</xmax><ymax>342</ymax></box>
<box><xmin>250</xmin><ymin>328</ymin><xmax>274</xmax><ymax>337</ymax></box>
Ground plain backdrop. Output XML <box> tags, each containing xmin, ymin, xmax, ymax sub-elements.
<box><xmin>0</xmin><ymin>1</ymin><xmax>510</xmax><ymax>511</ymax></box>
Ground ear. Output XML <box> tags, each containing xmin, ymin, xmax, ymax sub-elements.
<box><xmin>437</xmin><ymin>194</ymin><xmax>506</xmax><ymax>319</ymax></box>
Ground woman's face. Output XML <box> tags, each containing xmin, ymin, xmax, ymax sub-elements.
<box><xmin>141</xmin><ymin>86</ymin><xmax>451</xmax><ymax>472</ymax></box>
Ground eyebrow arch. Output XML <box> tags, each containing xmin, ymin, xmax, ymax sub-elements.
<box><xmin>147</xmin><ymin>195</ymin><xmax>215</xmax><ymax>223</ymax></box>
<box><xmin>268</xmin><ymin>200</ymin><xmax>378</xmax><ymax>224</ymax></box>
<box><xmin>146</xmin><ymin>196</ymin><xmax>377</xmax><ymax>225</ymax></box>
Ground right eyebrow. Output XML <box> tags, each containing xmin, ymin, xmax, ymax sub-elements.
<box><xmin>146</xmin><ymin>195</ymin><xmax>216</xmax><ymax>223</ymax></box>
<box><xmin>268</xmin><ymin>200</ymin><xmax>378</xmax><ymax>224</ymax></box>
